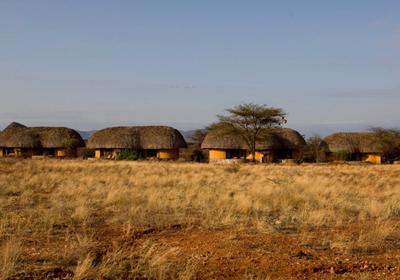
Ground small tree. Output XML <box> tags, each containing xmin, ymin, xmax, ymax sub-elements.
<box><xmin>304</xmin><ymin>134</ymin><xmax>323</xmax><ymax>162</ymax></box>
<box><xmin>190</xmin><ymin>128</ymin><xmax>209</xmax><ymax>144</ymax></box>
<box><xmin>63</xmin><ymin>139</ymin><xmax>81</xmax><ymax>157</ymax></box>
<box><xmin>190</xmin><ymin>149</ymin><xmax>205</xmax><ymax>162</ymax></box>
<box><xmin>210</xmin><ymin>103</ymin><xmax>287</xmax><ymax>162</ymax></box>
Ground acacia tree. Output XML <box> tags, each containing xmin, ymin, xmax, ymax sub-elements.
<box><xmin>210</xmin><ymin>103</ymin><xmax>287</xmax><ymax>162</ymax></box>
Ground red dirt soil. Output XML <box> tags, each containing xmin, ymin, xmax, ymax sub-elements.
<box><xmin>133</xmin><ymin>227</ymin><xmax>400</xmax><ymax>279</ymax></box>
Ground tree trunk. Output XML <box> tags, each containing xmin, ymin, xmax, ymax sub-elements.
<box><xmin>252</xmin><ymin>138</ymin><xmax>256</xmax><ymax>163</ymax></box>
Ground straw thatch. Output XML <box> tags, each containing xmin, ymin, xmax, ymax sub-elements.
<box><xmin>201</xmin><ymin>128</ymin><xmax>305</xmax><ymax>150</ymax></box>
<box><xmin>6</xmin><ymin>130</ymin><xmax>41</xmax><ymax>148</ymax></box>
<box><xmin>321</xmin><ymin>132</ymin><xmax>382</xmax><ymax>153</ymax></box>
<box><xmin>87</xmin><ymin>126</ymin><xmax>187</xmax><ymax>149</ymax></box>
<box><xmin>0</xmin><ymin>124</ymin><xmax>85</xmax><ymax>149</ymax></box>
<box><xmin>273</xmin><ymin>128</ymin><xmax>306</xmax><ymax>149</ymax></box>
<box><xmin>32</xmin><ymin>127</ymin><xmax>85</xmax><ymax>148</ymax></box>
<box><xmin>200</xmin><ymin>133</ymin><xmax>246</xmax><ymax>150</ymax></box>
<box><xmin>139</xmin><ymin>126</ymin><xmax>187</xmax><ymax>149</ymax></box>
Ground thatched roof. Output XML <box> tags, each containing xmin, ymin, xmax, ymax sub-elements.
<box><xmin>139</xmin><ymin>126</ymin><xmax>187</xmax><ymax>149</ymax></box>
<box><xmin>274</xmin><ymin>128</ymin><xmax>307</xmax><ymax>149</ymax></box>
<box><xmin>0</xmin><ymin>123</ymin><xmax>85</xmax><ymax>149</ymax></box>
<box><xmin>33</xmin><ymin>127</ymin><xmax>85</xmax><ymax>148</ymax></box>
<box><xmin>87</xmin><ymin>126</ymin><xmax>187</xmax><ymax>149</ymax></box>
<box><xmin>321</xmin><ymin>132</ymin><xmax>382</xmax><ymax>153</ymax></box>
<box><xmin>201</xmin><ymin>133</ymin><xmax>246</xmax><ymax>150</ymax></box>
<box><xmin>201</xmin><ymin>128</ymin><xmax>305</xmax><ymax>150</ymax></box>
<box><xmin>6</xmin><ymin>129</ymin><xmax>42</xmax><ymax>148</ymax></box>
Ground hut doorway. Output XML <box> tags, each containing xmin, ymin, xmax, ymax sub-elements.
<box><xmin>144</xmin><ymin>149</ymin><xmax>157</xmax><ymax>159</ymax></box>
<box><xmin>4</xmin><ymin>148</ymin><xmax>14</xmax><ymax>157</ymax></box>
<box><xmin>276</xmin><ymin>149</ymin><xmax>292</xmax><ymax>160</ymax></box>
<box><xmin>33</xmin><ymin>148</ymin><xmax>45</xmax><ymax>156</ymax></box>
<box><xmin>226</xmin><ymin>149</ymin><xmax>246</xmax><ymax>159</ymax></box>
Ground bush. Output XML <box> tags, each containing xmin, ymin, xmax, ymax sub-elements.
<box><xmin>303</xmin><ymin>134</ymin><xmax>323</xmax><ymax>163</ymax></box>
<box><xmin>190</xmin><ymin>149</ymin><xmax>205</xmax><ymax>162</ymax></box>
<box><xmin>302</xmin><ymin>153</ymin><xmax>316</xmax><ymax>163</ymax></box>
<box><xmin>63</xmin><ymin>139</ymin><xmax>82</xmax><ymax>157</ymax></box>
<box><xmin>336</xmin><ymin>150</ymin><xmax>356</xmax><ymax>161</ymax></box>
<box><xmin>77</xmin><ymin>148</ymin><xmax>94</xmax><ymax>159</ymax></box>
<box><xmin>117</xmin><ymin>150</ymin><xmax>140</xmax><ymax>161</ymax></box>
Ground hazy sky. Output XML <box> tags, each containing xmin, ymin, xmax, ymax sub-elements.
<box><xmin>1</xmin><ymin>1</ymin><xmax>400</xmax><ymax>135</ymax></box>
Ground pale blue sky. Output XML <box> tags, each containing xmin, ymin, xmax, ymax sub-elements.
<box><xmin>1</xmin><ymin>1</ymin><xmax>400</xmax><ymax>135</ymax></box>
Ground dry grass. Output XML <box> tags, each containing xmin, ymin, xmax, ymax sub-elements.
<box><xmin>1</xmin><ymin>159</ymin><xmax>400</xmax><ymax>278</ymax></box>
<box><xmin>0</xmin><ymin>238</ymin><xmax>21</xmax><ymax>280</ymax></box>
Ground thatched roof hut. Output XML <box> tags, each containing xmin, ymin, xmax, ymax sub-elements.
<box><xmin>87</xmin><ymin>126</ymin><xmax>187</xmax><ymax>150</ymax></box>
<box><xmin>0</xmin><ymin>123</ymin><xmax>85</xmax><ymax>149</ymax></box>
<box><xmin>200</xmin><ymin>133</ymin><xmax>246</xmax><ymax>150</ymax></box>
<box><xmin>321</xmin><ymin>132</ymin><xmax>382</xmax><ymax>153</ymax></box>
<box><xmin>86</xmin><ymin>127</ymin><xmax>141</xmax><ymax>149</ymax></box>
<box><xmin>201</xmin><ymin>128</ymin><xmax>305</xmax><ymax>150</ymax></box>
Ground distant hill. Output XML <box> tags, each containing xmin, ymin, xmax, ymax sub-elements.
<box><xmin>180</xmin><ymin>130</ymin><xmax>197</xmax><ymax>142</ymax></box>
<box><xmin>77</xmin><ymin>130</ymin><xmax>97</xmax><ymax>140</ymax></box>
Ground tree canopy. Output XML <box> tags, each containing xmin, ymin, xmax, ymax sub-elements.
<box><xmin>209</xmin><ymin>103</ymin><xmax>287</xmax><ymax>162</ymax></box>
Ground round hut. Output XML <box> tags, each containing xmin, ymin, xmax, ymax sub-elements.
<box><xmin>0</xmin><ymin>123</ymin><xmax>85</xmax><ymax>158</ymax></box>
<box><xmin>139</xmin><ymin>126</ymin><xmax>187</xmax><ymax>159</ymax></box>
<box><xmin>271</xmin><ymin>128</ymin><xmax>306</xmax><ymax>161</ymax></box>
<box><xmin>87</xmin><ymin>126</ymin><xmax>187</xmax><ymax>160</ymax></box>
<box><xmin>200</xmin><ymin>132</ymin><xmax>248</xmax><ymax>161</ymax></box>
<box><xmin>0</xmin><ymin>122</ymin><xmax>28</xmax><ymax>157</ymax></box>
<box><xmin>201</xmin><ymin>128</ymin><xmax>305</xmax><ymax>162</ymax></box>
<box><xmin>321</xmin><ymin>132</ymin><xmax>383</xmax><ymax>163</ymax></box>
<box><xmin>32</xmin><ymin>127</ymin><xmax>86</xmax><ymax>157</ymax></box>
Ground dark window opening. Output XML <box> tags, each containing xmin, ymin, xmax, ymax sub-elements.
<box><xmin>226</xmin><ymin>149</ymin><xmax>246</xmax><ymax>159</ymax></box>
<box><xmin>143</xmin><ymin>149</ymin><xmax>157</xmax><ymax>158</ymax></box>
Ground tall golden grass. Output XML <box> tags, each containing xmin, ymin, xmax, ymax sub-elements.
<box><xmin>0</xmin><ymin>159</ymin><xmax>399</xmax><ymax>278</ymax></box>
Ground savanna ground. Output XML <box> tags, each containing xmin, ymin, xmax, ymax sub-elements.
<box><xmin>1</xmin><ymin>159</ymin><xmax>400</xmax><ymax>279</ymax></box>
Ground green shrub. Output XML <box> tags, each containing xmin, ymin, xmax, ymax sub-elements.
<box><xmin>304</xmin><ymin>134</ymin><xmax>323</xmax><ymax>163</ymax></box>
<box><xmin>63</xmin><ymin>139</ymin><xmax>82</xmax><ymax>157</ymax></box>
<box><xmin>190</xmin><ymin>149</ymin><xmax>205</xmax><ymax>162</ymax></box>
<box><xmin>117</xmin><ymin>150</ymin><xmax>140</xmax><ymax>161</ymax></box>
<box><xmin>336</xmin><ymin>150</ymin><xmax>356</xmax><ymax>161</ymax></box>
<box><xmin>78</xmin><ymin>148</ymin><xmax>94</xmax><ymax>158</ymax></box>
